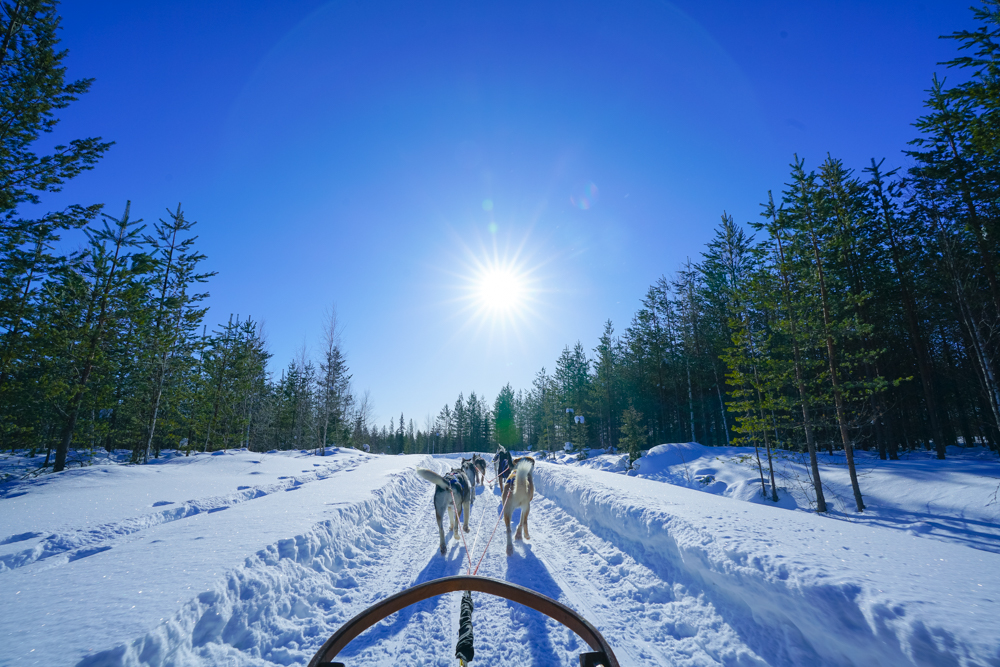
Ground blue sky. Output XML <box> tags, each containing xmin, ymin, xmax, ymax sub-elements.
<box><xmin>46</xmin><ymin>0</ymin><xmax>972</xmax><ymax>427</ymax></box>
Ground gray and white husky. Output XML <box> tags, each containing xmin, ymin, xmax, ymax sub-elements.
<box><xmin>416</xmin><ymin>458</ymin><xmax>478</xmax><ymax>555</ymax></box>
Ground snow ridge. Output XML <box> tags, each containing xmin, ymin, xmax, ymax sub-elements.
<box><xmin>76</xmin><ymin>466</ymin><xmax>426</xmax><ymax>666</ymax></box>
<box><xmin>535</xmin><ymin>463</ymin><xmax>1000</xmax><ymax>667</ymax></box>
<box><xmin>0</xmin><ymin>456</ymin><xmax>362</xmax><ymax>573</ymax></box>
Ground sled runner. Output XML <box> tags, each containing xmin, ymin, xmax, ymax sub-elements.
<box><xmin>307</xmin><ymin>574</ymin><xmax>620</xmax><ymax>667</ymax></box>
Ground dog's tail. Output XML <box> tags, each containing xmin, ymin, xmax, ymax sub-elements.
<box><xmin>416</xmin><ymin>467</ymin><xmax>449</xmax><ymax>490</ymax></box>
<box><xmin>513</xmin><ymin>458</ymin><xmax>534</xmax><ymax>494</ymax></box>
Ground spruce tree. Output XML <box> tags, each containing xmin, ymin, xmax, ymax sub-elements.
<box><xmin>51</xmin><ymin>203</ymin><xmax>148</xmax><ymax>471</ymax></box>
<box><xmin>137</xmin><ymin>205</ymin><xmax>212</xmax><ymax>462</ymax></box>
<box><xmin>620</xmin><ymin>404</ymin><xmax>645</xmax><ymax>467</ymax></box>
<box><xmin>0</xmin><ymin>0</ymin><xmax>112</xmax><ymax>445</ymax></box>
<box><xmin>493</xmin><ymin>383</ymin><xmax>519</xmax><ymax>450</ymax></box>
<box><xmin>786</xmin><ymin>158</ymin><xmax>866</xmax><ymax>511</ymax></box>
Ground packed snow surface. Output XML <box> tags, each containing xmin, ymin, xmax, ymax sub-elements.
<box><xmin>0</xmin><ymin>444</ymin><xmax>998</xmax><ymax>666</ymax></box>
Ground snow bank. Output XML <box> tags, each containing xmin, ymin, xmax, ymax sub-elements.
<box><xmin>553</xmin><ymin>442</ymin><xmax>1000</xmax><ymax>555</ymax></box>
<box><xmin>0</xmin><ymin>449</ymin><xmax>422</xmax><ymax>666</ymax></box>
<box><xmin>535</xmin><ymin>462</ymin><xmax>1000</xmax><ymax>667</ymax></box>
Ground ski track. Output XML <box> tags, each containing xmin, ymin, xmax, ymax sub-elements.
<box><xmin>0</xmin><ymin>456</ymin><xmax>364</xmax><ymax>573</ymax></box>
<box><xmin>67</xmin><ymin>457</ymin><xmax>770</xmax><ymax>666</ymax></box>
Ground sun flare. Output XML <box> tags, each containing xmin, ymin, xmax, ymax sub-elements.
<box><xmin>475</xmin><ymin>267</ymin><xmax>525</xmax><ymax>314</ymax></box>
<box><xmin>444</xmin><ymin>228</ymin><xmax>549</xmax><ymax>342</ymax></box>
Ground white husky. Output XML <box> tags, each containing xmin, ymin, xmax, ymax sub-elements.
<box><xmin>502</xmin><ymin>457</ymin><xmax>535</xmax><ymax>556</ymax></box>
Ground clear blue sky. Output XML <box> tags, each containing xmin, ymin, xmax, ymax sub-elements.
<box><xmin>45</xmin><ymin>0</ymin><xmax>972</xmax><ymax>427</ymax></box>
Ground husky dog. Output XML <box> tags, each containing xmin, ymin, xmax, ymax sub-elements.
<box><xmin>416</xmin><ymin>458</ymin><xmax>477</xmax><ymax>555</ymax></box>
<box><xmin>492</xmin><ymin>446</ymin><xmax>514</xmax><ymax>491</ymax></box>
<box><xmin>503</xmin><ymin>456</ymin><xmax>535</xmax><ymax>556</ymax></box>
<box><xmin>470</xmin><ymin>453</ymin><xmax>487</xmax><ymax>486</ymax></box>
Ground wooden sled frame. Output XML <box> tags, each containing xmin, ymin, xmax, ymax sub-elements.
<box><xmin>307</xmin><ymin>574</ymin><xmax>621</xmax><ymax>667</ymax></box>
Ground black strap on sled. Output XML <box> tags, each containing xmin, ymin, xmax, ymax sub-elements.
<box><xmin>455</xmin><ymin>590</ymin><xmax>474</xmax><ymax>664</ymax></box>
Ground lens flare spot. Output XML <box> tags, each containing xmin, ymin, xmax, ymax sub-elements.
<box><xmin>482</xmin><ymin>199</ymin><xmax>494</xmax><ymax>211</ymax></box>
<box><xmin>570</xmin><ymin>182</ymin><xmax>599</xmax><ymax>210</ymax></box>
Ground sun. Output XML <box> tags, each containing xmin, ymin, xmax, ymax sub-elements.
<box><xmin>440</xmin><ymin>226</ymin><xmax>550</xmax><ymax>344</ymax></box>
<box><xmin>475</xmin><ymin>266</ymin><xmax>525</xmax><ymax>314</ymax></box>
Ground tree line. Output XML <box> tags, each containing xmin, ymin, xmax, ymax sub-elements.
<box><xmin>0</xmin><ymin>1</ymin><xmax>370</xmax><ymax>471</ymax></box>
<box><xmin>5</xmin><ymin>1</ymin><xmax>1000</xmax><ymax>502</ymax></box>
<box><xmin>424</xmin><ymin>3</ymin><xmax>1000</xmax><ymax>513</ymax></box>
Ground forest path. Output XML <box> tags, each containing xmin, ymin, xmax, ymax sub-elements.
<box><xmin>3</xmin><ymin>451</ymin><xmax>762</xmax><ymax>666</ymax></box>
<box><xmin>311</xmin><ymin>457</ymin><xmax>764</xmax><ymax>666</ymax></box>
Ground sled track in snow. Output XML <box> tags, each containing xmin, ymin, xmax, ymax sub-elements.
<box><xmin>75</xmin><ymin>459</ymin><xmax>767</xmax><ymax>667</ymax></box>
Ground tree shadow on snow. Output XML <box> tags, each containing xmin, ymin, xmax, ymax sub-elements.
<box><xmin>829</xmin><ymin>508</ymin><xmax>1000</xmax><ymax>555</ymax></box>
<box><xmin>503</xmin><ymin>543</ymin><xmax>573</xmax><ymax>666</ymax></box>
<box><xmin>338</xmin><ymin>540</ymin><xmax>465</xmax><ymax>658</ymax></box>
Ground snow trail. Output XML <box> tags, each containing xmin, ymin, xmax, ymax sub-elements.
<box><xmin>288</xmin><ymin>457</ymin><xmax>763</xmax><ymax>666</ymax></box>
<box><xmin>2</xmin><ymin>450</ymin><xmax>998</xmax><ymax>666</ymax></box>
<box><xmin>528</xmin><ymin>494</ymin><xmax>765</xmax><ymax>666</ymax></box>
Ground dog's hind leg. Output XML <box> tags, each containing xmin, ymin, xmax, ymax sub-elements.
<box><xmin>462</xmin><ymin>498</ymin><xmax>472</xmax><ymax>532</ymax></box>
<box><xmin>447</xmin><ymin>502</ymin><xmax>458</xmax><ymax>536</ymax></box>
<box><xmin>435</xmin><ymin>504</ymin><xmax>446</xmax><ymax>555</ymax></box>
<box><xmin>516</xmin><ymin>503</ymin><xmax>530</xmax><ymax>541</ymax></box>
<box><xmin>504</xmin><ymin>501</ymin><xmax>514</xmax><ymax>557</ymax></box>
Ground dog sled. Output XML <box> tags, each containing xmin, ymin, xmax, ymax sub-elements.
<box><xmin>306</xmin><ymin>574</ymin><xmax>621</xmax><ymax>667</ymax></box>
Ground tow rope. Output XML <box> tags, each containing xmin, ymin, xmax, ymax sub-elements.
<box><xmin>446</xmin><ymin>467</ymin><xmax>516</xmax><ymax>664</ymax></box>
<box><xmin>472</xmin><ymin>483</ymin><xmax>511</xmax><ymax>576</ymax></box>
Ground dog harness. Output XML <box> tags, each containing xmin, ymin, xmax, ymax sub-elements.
<box><xmin>444</xmin><ymin>470</ymin><xmax>471</xmax><ymax>497</ymax></box>
<box><xmin>496</xmin><ymin>457</ymin><xmax>511</xmax><ymax>482</ymax></box>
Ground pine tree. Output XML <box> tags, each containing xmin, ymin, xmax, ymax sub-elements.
<box><xmin>136</xmin><ymin>204</ymin><xmax>212</xmax><ymax>462</ymax></box>
<box><xmin>0</xmin><ymin>0</ymin><xmax>112</xmax><ymax>445</ymax></box>
<box><xmin>866</xmin><ymin>160</ymin><xmax>942</xmax><ymax>459</ymax></box>
<box><xmin>758</xmin><ymin>193</ymin><xmax>827</xmax><ymax>511</ymax></box>
<box><xmin>786</xmin><ymin>158</ymin><xmax>866</xmax><ymax>511</ymax></box>
<box><xmin>493</xmin><ymin>383</ymin><xmax>519</xmax><ymax>449</ymax></box>
<box><xmin>316</xmin><ymin>308</ymin><xmax>351</xmax><ymax>453</ymax></box>
<box><xmin>620</xmin><ymin>404</ymin><xmax>645</xmax><ymax>466</ymax></box>
<box><xmin>51</xmin><ymin>203</ymin><xmax>149</xmax><ymax>471</ymax></box>
<box><xmin>592</xmin><ymin>320</ymin><xmax>621</xmax><ymax>449</ymax></box>
<box><xmin>699</xmin><ymin>214</ymin><xmax>755</xmax><ymax>448</ymax></box>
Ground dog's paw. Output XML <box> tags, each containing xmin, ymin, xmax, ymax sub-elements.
<box><xmin>506</xmin><ymin>544</ymin><xmax>514</xmax><ymax>557</ymax></box>
<box><xmin>464</xmin><ymin>526</ymin><xmax>470</xmax><ymax>533</ymax></box>
<box><xmin>440</xmin><ymin>544</ymin><xmax>447</xmax><ymax>555</ymax></box>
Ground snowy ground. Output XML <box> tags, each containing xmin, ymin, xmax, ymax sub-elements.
<box><xmin>0</xmin><ymin>445</ymin><xmax>998</xmax><ymax>666</ymax></box>
<box><xmin>556</xmin><ymin>443</ymin><xmax>1000</xmax><ymax>554</ymax></box>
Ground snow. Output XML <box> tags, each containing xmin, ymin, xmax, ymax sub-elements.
<box><xmin>0</xmin><ymin>444</ymin><xmax>998</xmax><ymax>666</ymax></box>
<box><xmin>566</xmin><ymin>443</ymin><xmax>1000</xmax><ymax>553</ymax></box>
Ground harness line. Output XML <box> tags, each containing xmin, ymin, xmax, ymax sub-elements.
<box><xmin>466</xmin><ymin>486</ymin><xmax>492</xmax><ymax>569</ymax></box>
<box><xmin>442</xmin><ymin>462</ymin><xmax>520</xmax><ymax>665</ymax></box>
<box><xmin>448</xmin><ymin>486</ymin><xmax>474</xmax><ymax>572</ymax></box>
<box><xmin>472</xmin><ymin>478</ymin><xmax>513</xmax><ymax>576</ymax></box>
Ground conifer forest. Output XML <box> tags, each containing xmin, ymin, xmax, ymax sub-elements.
<box><xmin>4</xmin><ymin>0</ymin><xmax>1000</xmax><ymax>518</ymax></box>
